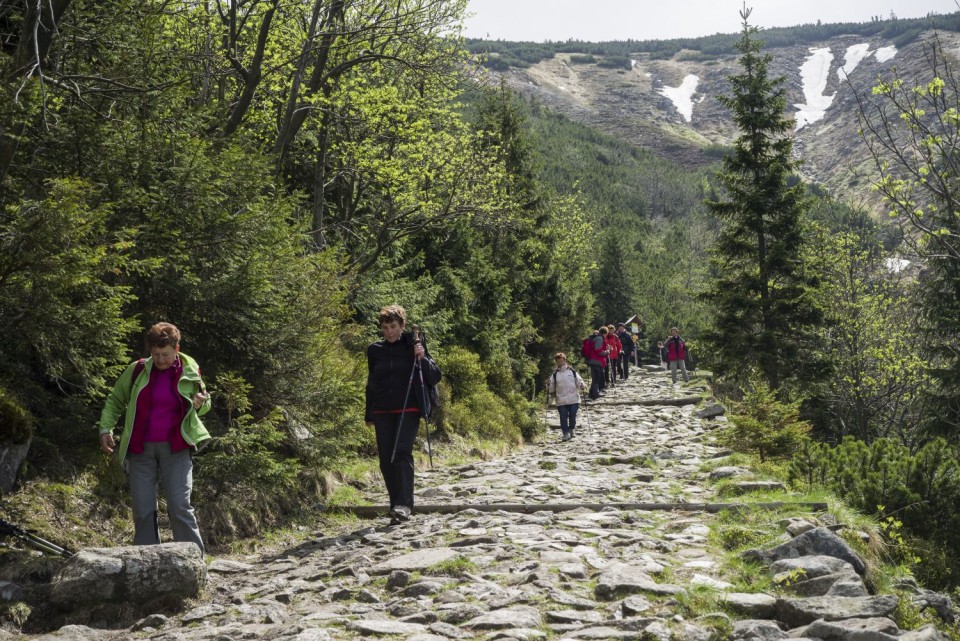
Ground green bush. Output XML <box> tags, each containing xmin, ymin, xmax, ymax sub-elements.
<box><xmin>569</xmin><ymin>54</ymin><xmax>597</xmax><ymax>64</ymax></box>
<box><xmin>0</xmin><ymin>388</ymin><xmax>33</xmax><ymax>444</ymax></box>
<box><xmin>722</xmin><ymin>380</ymin><xmax>811</xmax><ymax>462</ymax></box>
<box><xmin>789</xmin><ymin>436</ymin><xmax>960</xmax><ymax>590</ymax></box>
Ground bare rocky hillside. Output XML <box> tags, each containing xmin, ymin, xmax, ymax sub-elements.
<box><xmin>488</xmin><ymin>30</ymin><xmax>960</xmax><ymax>211</ymax></box>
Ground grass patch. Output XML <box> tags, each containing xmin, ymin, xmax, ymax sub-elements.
<box><xmin>424</xmin><ymin>556</ymin><xmax>478</xmax><ymax>577</ymax></box>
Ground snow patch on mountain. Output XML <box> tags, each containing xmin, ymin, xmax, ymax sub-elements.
<box><xmin>838</xmin><ymin>43</ymin><xmax>872</xmax><ymax>81</ymax></box>
<box><xmin>659</xmin><ymin>74</ymin><xmax>699</xmax><ymax>123</ymax></box>
<box><xmin>875</xmin><ymin>45</ymin><xmax>898</xmax><ymax>62</ymax></box>
<box><xmin>795</xmin><ymin>47</ymin><xmax>835</xmax><ymax>131</ymax></box>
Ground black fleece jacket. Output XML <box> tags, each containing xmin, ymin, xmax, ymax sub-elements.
<box><xmin>365</xmin><ymin>332</ymin><xmax>441</xmax><ymax>422</ymax></box>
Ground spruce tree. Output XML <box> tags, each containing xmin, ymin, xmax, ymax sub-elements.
<box><xmin>702</xmin><ymin>8</ymin><xmax>823</xmax><ymax>391</ymax></box>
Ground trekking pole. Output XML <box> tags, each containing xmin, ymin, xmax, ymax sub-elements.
<box><xmin>0</xmin><ymin>518</ymin><xmax>74</xmax><ymax>558</ymax></box>
<box><xmin>390</xmin><ymin>356</ymin><xmax>419</xmax><ymax>464</ymax></box>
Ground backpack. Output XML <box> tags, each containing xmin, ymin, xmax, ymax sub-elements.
<box><xmin>581</xmin><ymin>336</ymin><xmax>595</xmax><ymax>360</ymax></box>
<box><xmin>420</xmin><ymin>357</ymin><xmax>442</xmax><ymax>421</ymax></box>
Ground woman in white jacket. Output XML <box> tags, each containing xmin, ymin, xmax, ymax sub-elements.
<box><xmin>547</xmin><ymin>353</ymin><xmax>587</xmax><ymax>441</ymax></box>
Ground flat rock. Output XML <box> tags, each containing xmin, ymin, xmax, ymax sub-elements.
<box><xmin>776</xmin><ymin>595</ymin><xmax>899</xmax><ymax>628</ymax></box>
<box><xmin>804</xmin><ymin>617</ymin><xmax>899</xmax><ymax>641</ymax></box>
<box><xmin>370</xmin><ymin>548</ymin><xmax>463</xmax><ymax>574</ymax></box>
<box><xmin>595</xmin><ymin>562</ymin><xmax>682</xmax><ymax>600</ymax></box>
<box><xmin>730</xmin><ymin>619</ymin><xmax>788</xmax><ymax>641</ymax></box>
<box><xmin>463</xmin><ymin>605</ymin><xmax>543</xmax><ymax>630</ymax></box>
<box><xmin>349</xmin><ymin>619</ymin><xmax>428</xmax><ymax>635</ymax></box>
<box><xmin>722</xmin><ymin>592</ymin><xmax>777</xmax><ymax>618</ymax></box>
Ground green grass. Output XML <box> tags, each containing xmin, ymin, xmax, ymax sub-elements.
<box><xmin>424</xmin><ymin>556</ymin><xmax>478</xmax><ymax>577</ymax></box>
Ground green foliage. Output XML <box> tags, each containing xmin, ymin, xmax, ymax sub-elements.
<box><xmin>723</xmin><ymin>378</ymin><xmax>811</xmax><ymax>462</ymax></box>
<box><xmin>194</xmin><ymin>373</ymin><xmax>300</xmax><ymax>542</ymax></box>
<box><xmin>861</xmin><ymin>38</ymin><xmax>960</xmax><ymax>441</ymax></box>
<box><xmin>0</xmin><ymin>389</ymin><xmax>33</xmax><ymax>445</ymax></box>
<box><xmin>569</xmin><ymin>54</ymin><xmax>597</xmax><ymax>64</ymax></box>
<box><xmin>807</xmin><ymin>227</ymin><xmax>927</xmax><ymax>442</ymax></box>
<box><xmin>701</xmin><ymin>12</ymin><xmax>824</xmax><ymax>393</ymax></box>
<box><xmin>0</xmin><ymin>179</ymin><xmax>137</xmax><ymax>398</ymax></box>
<box><xmin>788</xmin><ymin>436</ymin><xmax>960</xmax><ymax>589</ymax></box>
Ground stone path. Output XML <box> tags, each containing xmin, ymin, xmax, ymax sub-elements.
<box><xmin>19</xmin><ymin>369</ymin><xmax>951</xmax><ymax>641</ymax></box>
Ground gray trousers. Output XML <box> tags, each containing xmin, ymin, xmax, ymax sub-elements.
<box><xmin>669</xmin><ymin>359</ymin><xmax>689</xmax><ymax>383</ymax></box>
<box><xmin>127</xmin><ymin>441</ymin><xmax>204</xmax><ymax>555</ymax></box>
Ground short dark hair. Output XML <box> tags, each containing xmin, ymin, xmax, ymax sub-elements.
<box><xmin>379</xmin><ymin>305</ymin><xmax>406</xmax><ymax>326</ymax></box>
<box><xmin>145</xmin><ymin>322</ymin><xmax>181</xmax><ymax>350</ymax></box>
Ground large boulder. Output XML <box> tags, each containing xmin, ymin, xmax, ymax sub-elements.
<box><xmin>49</xmin><ymin>543</ymin><xmax>206</xmax><ymax>610</ymax></box>
<box><xmin>743</xmin><ymin>527</ymin><xmax>866</xmax><ymax>575</ymax></box>
<box><xmin>0</xmin><ymin>440</ymin><xmax>30</xmax><ymax>494</ymax></box>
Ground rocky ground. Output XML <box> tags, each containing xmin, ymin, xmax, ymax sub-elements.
<box><xmin>7</xmin><ymin>367</ymin><xmax>954</xmax><ymax>640</ymax></box>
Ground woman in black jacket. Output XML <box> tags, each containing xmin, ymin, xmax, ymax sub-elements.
<box><xmin>365</xmin><ymin>305</ymin><xmax>441</xmax><ymax>522</ymax></box>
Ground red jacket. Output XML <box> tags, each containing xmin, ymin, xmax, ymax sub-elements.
<box><xmin>605</xmin><ymin>334</ymin><xmax>621</xmax><ymax>359</ymax></box>
<box><xmin>666</xmin><ymin>336</ymin><xmax>686</xmax><ymax>361</ymax></box>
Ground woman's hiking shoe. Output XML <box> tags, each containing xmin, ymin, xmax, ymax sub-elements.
<box><xmin>390</xmin><ymin>505</ymin><xmax>412</xmax><ymax>522</ymax></box>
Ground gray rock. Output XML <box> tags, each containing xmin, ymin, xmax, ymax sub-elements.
<box><xmin>730</xmin><ymin>481</ymin><xmax>787</xmax><ymax>494</ymax></box>
<box><xmin>771</xmin><ymin>555</ymin><xmax>855</xmax><ymax>580</ymax></box>
<box><xmin>387</xmin><ymin>569</ymin><xmax>412</xmax><ymax>589</ymax></box>
<box><xmin>722</xmin><ymin>592</ymin><xmax>777</xmax><ymax>618</ymax></box>
<box><xmin>370</xmin><ymin>548</ymin><xmax>463</xmax><ymax>574</ymax></box>
<box><xmin>730</xmin><ymin>619</ymin><xmax>788</xmax><ymax>641</ymax></box>
<box><xmin>0</xmin><ymin>439</ymin><xmax>30</xmax><ymax>494</ymax></box>
<box><xmin>621</xmin><ymin>595</ymin><xmax>654</xmax><ymax>615</ymax></box>
<box><xmin>695</xmin><ymin>404</ymin><xmax>726</xmax><ymax>419</ymax></box>
<box><xmin>0</xmin><ymin>581</ymin><xmax>24</xmax><ymax>603</ymax></box>
<box><xmin>349</xmin><ymin>619</ymin><xmax>428</xmax><ymax>635</ymax></box>
<box><xmin>898</xmin><ymin>624</ymin><xmax>950</xmax><ymax>641</ymax></box>
<box><xmin>404</xmin><ymin>581</ymin><xmax>443</xmax><ymax>597</ymax></box>
<box><xmin>804</xmin><ymin>617</ymin><xmax>899</xmax><ymax>641</ymax></box>
<box><xmin>781</xmin><ymin>572</ymin><xmax>861</xmax><ymax>597</ymax></box>
<box><xmin>826</xmin><ymin>575</ymin><xmax>869</xmax><ymax>597</ymax></box>
<box><xmin>709</xmin><ymin>466</ymin><xmax>751</xmax><ymax>480</ymax></box>
<box><xmin>207</xmin><ymin>558</ymin><xmax>253</xmax><ymax>573</ymax></box>
<box><xmin>49</xmin><ymin>543</ymin><xmax>206</xmax><ymax>610</ymax></box>
<box><xmin>546</xmin><ymin>609</ymin><xmax>604</xmax><ymax>624</ymax></box>
<box><xmin>464</xmin><ymin>605</ymin><xmax>543</xmax><ymax>630</ymax></box>
<box><xmin>910</xmin><ymin>589</ymin><xmax>957</xmax><ymax>624</ymax></box>
<box><xmin>744</xmin><ymin>527</ymin><xmax>866</xmax><ymax>575</ymax></box>
<box><xmin>27</xmin><ymin>624</ymin><xmax>114</xmax><ymax>640</ymax></box>
<box><xmin>595</xmin><ymin>562</ymin><xmax>682</xmax><ymax>600</ymax></box>
<box><xmin>775</xmin><ymin>595</ymin><xmax>899</xmax><ymax>628</ymax></box>
<box><xmin>130</xmin><ymin>614</ymin><xmax>169</xmax><ymax>631</ymax></box>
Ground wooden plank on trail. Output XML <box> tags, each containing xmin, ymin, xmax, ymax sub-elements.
<box><xmin>595</xmin><ymin>396</ymin><xmax>703</xmax><ymax>407</ymax></box>
<box><xmin>329</xmin><ymin>502</ymin><xmax>828</xmax><ymax>518</ymax></box>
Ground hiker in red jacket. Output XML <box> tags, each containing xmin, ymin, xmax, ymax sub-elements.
<box><xmin>665</xmin><ymin>327</ymin><xmax>689</xmax><ymax>384</ymax></box>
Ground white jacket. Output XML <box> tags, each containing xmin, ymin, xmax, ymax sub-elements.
<box><xmin>547</xmin><ymin>366</ymin><xmax>585</xmax><ymax>406</ymax></box>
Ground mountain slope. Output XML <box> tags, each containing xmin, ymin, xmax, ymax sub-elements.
<box><xmin>481</xmin><ymin>28</ymin><xmax>960</xmax><ymax>210</ymax></box>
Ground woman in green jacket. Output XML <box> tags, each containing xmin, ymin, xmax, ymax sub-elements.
<box><xmin>98</xmin><ymin>323</ymin><xmax>211</xmax><ymax>555</ymax></box>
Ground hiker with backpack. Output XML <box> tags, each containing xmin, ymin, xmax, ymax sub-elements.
<box><xmin>365</xmin><ymin>305</ymin><xmax>442</xmax><ymax>523</ymax></box>
<box><xmin>582</xmin><ymin>328</ymin><xmax>609</xmax><ymax>400</ymax></box>
<box><xmin>98</xmin><ymin>322</ymin><xmax>211</xmax><ymax>555</ymax></box>
<box><xmin>616</xmin><ymin>324</ymin><xmax>635</xmax><ymax>380</ymax></box>
<box><xmin>665</xmin><ymin>326</ymin><xmax>690</xmax><ymax>384</ymax></box>
<box><xmin>546</xmin><ymin>353</ymin><xmax>587</xmax><ymax>441</ymax></box>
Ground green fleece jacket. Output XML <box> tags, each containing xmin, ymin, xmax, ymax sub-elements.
<box><xmin>98</xmin><ymin>353</ymin><xmax>212</xmax><ymax>467</ymax></box>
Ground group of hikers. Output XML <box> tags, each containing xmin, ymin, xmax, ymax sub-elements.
<box><xmin>95</xmin><ymin>308</ymin><xmax>689</xmax><ymax>547</ymax></box>
<box><xmin>546</xmin><ymin>323</ymin><xmax>690</xmax><ymax>441</ymax></box>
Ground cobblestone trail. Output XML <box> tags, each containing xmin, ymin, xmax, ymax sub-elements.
<box><xmin>26</xmin><ymin>369</ymin><xmax>935</xmax><ymax>641</ymax></box>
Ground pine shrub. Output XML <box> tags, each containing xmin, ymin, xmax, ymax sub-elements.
<box><xmin>723</xmin><ymin>380</ymin><xmax>811</xmax><ymax>462</ymax></box>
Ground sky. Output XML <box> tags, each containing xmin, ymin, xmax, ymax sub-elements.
<box><xmin>463</xmin><ymin>0</ymin><xmax>960</xmax><ymax>42</ymax></box>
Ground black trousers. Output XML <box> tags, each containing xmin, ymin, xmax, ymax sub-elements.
<box><xmin>373</xmin><ymin>412</ymin><xmax>420</xmax><ymax>510</ymax></box>
<box><xmin>589</xmin><ymin>364</ymin><xmax>603</xmax><ymax>399</ymax></box>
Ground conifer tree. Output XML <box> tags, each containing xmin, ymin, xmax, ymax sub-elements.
<box><xmin>702</xmin><ymin>8</ymin><xmax>823</xmax><ymax>391</ymax></box>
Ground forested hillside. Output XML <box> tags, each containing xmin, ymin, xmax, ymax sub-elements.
<box><xmin>3</xmin><ymin>0</ymin><xmax>960</xmax><ymax>599</ymax></box>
